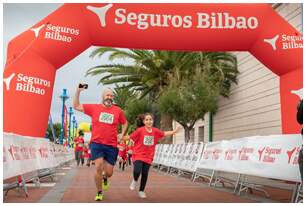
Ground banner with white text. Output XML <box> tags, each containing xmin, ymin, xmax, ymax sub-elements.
<box><xmin>3</xmin><ymin>133</ymin><xmax>74</xmax><ymax>180</ymax></box>
<box><xmin>197</xmin><ymin>134</ymin><xmax>302</xmax><ymax>182</ymax></box>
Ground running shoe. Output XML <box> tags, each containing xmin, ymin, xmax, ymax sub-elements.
<box><xmin>138</xmin><ymin>191</ymin><xmax>147</xmax><ymax>199</ymax></box>
<box><xmin>129</xmin><ymin>180</ymin><xmax>137</xmax><ymax>190</ymax></box>
<box><xmin>102</xmin><ymin>179</ymin><xmax>110</xmax><ymax>191</ymax></box>
<box><xmin>95</xmin><ymin>192</ymin><xmax>103</xmax><ymax>201</ymax></box>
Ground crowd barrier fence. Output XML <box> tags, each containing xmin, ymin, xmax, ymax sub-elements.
<box><xmin>153</xmin><ymin>134</ymin><xmax>303</xmax><ymax>202</ymax></box>
<box><xmin>3</xmin><ymin>133</ymin><xmax>74</xmax><ymax>197</ymax></box>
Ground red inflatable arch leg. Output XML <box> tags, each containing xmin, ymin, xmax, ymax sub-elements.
<box><xmin>4</xmin><ymin>4</ymin><xmax>91</xmax><ymax>137</ymax></box>
<box><xmin>4</xmin><ymin>51</ymin><xmax>56</xmax><ymax>137</ymax></box>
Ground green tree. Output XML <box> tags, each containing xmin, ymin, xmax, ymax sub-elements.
<box><xmin>196</xmin><ymin>52</ymin><xmax>238</xmax><ymax>98</ymax></box>
<box><xmin>87</xmin><ymin>48</ymin><xmax>238</xmax><ymax>143</ymax></box>
<box><xmin>46</xmin><ymin>123</ymin><xmax>62</xmax><ymax>142</ymax></box>
<box><xmin>87</xmin><ymin>49</ymin><xmax>199</xmax><ymax>143</ymax></box>
<box><xmin>113</xmin><ymin>84</ymin><xmax>152</xmax><ymax>133</ymax></box>
<box><xmin>113</xmin><ymin>84</ymin><xmax>136</xmax><ymax>110</ymax></box>
<box><xmin>87</xmin><ymin>48</ymin><xmax>200</xmax><ymax>100</ymax></box>
<box><xmin>159</xmin><ymin>73</ymin><xmax>219</xmax><ymax>143</ymax></box>
<box><xmin>125</xmin><ymin>97</ymin><xmax>152</xmax><ymax>133</ymax></box>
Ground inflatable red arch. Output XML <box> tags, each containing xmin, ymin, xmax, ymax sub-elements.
<box><xmin>4</xmin><ymin>3</ymin><xmax>303</xmax><ymax>138</ymax></box>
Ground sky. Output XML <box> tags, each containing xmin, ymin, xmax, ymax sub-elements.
<box><xmin>3</xmin><ymin>3</ymin><xmax>120</xmax><ymax>126</ymax></box>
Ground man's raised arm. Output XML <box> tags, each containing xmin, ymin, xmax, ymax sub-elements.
<box><xmin>73</xmin><ymin>86</ymin><xmax>85</xmax><ymax>112</ymax></box>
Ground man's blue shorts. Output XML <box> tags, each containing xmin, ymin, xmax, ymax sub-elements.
<box><xmin>90</xmin><ymin>142</ymin><xmax>119</xmax><ymax>166</ymax></box>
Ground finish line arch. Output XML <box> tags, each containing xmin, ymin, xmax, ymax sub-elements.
<box><xmin>4</xmin><ymin>3</ymin><xmax>303</xmax><ymax>138</ymax></box>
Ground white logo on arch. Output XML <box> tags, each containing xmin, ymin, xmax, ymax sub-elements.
<box><xmin>87</xmin><ymin>4</ymin><xmax>113</xmax><ymax>28</ymax></box>
<box><xmin>291</xmin><ymin>88</ymin><xmax>303</xmax><ymax>100</ymax></box>
<box><xmin>3</xmin><ymin>73</ymin><xmax>15</xmax><ymax>91</ymax></box>
<box><xmin>30</xmin><ymin>24</ymin><xmax>46</xmax><ymax>37</ymax></box>
<box><xmin>264</xmin><ymin>34</ymin><xmax>279</xmax><ymax>50</ymax></box>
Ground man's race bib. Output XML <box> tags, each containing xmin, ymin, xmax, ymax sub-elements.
<box><xmin>143</xmin><ymin>136</ymin><xmax>154</xmax><ymax>146</ymax></box>
<box><xmin>99</xmin><ymin>112</ymin><xmax>114</xmax><ymax>124</ymax></box>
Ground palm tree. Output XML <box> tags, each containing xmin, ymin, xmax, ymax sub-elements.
<box><xmin>87</xmin><ymin>49</ymin><xmax>202</xmax><ymax>143</ymax></box>
<box><xmin>113</xmin><ymin>84</ymin><xmax>152</xmax><ymax>133</ymax></box>
<box><xmin>196</xmin><ymin>52</ymin><xmax>238</xmax><ymax>98</ymax></box>
<box><xmin>87</xmin><ymin>48</ymin><xmax>201</xmax><ymax>99</ymax></box>
<box><xmin>168</xmin><ymin>52</ymin><xmax>238</xmax><ymax>97</ymax></box>
<box><xmin>113</xmin><ymin>84</ymin><xmax>136</xmax><ymax>110</ymax></box>
<box><xmin>86</xmin><ymin>48</ymin><xmax>238</xmax><ymax>143</ymax></box>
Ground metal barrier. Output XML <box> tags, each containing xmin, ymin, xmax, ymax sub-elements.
<box><xmin>236</xmin><ymin>174</ymin><xmax>270</xmax><ymax>198</ymax></box>
<box><xmin>292</xmin><ymin>182</ymin><xmax>303</xmax><ymax>203</ymax></box>
<box><xmin>3</xmin><ymin>172</ymin><xmax>39</xmax><ymax>198</ymax></box>
<box><xmin>3</xmin><ymin>164</ymin><xmax>63</xmax><ymax>199</ymax></box>
<box><xmin>155</xmin><ymin>151</ymin><xmax>302</xmax><ymax>202</ymax></box>
<box><xmin>192</xmin><ymin>168</ymin><xmax>215</xmax><ymax>186</ymax></box>
<box><xmin>3</xmin><ymin>176</ymin><xmax>26</xmax><ymax>197</ymax></box>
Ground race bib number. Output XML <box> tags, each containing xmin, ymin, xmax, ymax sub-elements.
<box><xmin>143</xmin><ymin>136</ymin><xmax>154</xmax><ymax>146</ymax></box>
<box><xmin>99</xmin><ymin>112</ymin><xmax>114</xmax><ymax>124</ymax></box>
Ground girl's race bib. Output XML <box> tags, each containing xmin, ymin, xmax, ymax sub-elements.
<box><xmin>143</xmin><ymin>136</ymin><xmax>154</xmax><ymax>146</ymax></box>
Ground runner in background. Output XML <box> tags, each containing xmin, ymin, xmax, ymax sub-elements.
<box><xmin>74</xmin><ymin>130</ymin><xmax>85</xmax><ymax>166</ymax></box>
<box><xmin>127</xmin><ymin>141</ymin><xmax>133</xmax><ymax>166</ymax></box>
<box><xmin>83</xmin><ymin>143</ymin><xmax>91</xmax><ymax>167</ymax></box>
<box><xmin>80</xmin><ymin>149</ymin><xmax>85</xmax><ymax>166</ymax></box>
<box><xmin>129</xmin><ymin>113</ymin><xmax>181</xmax><ymax>198</ymax></box>
<box><xmin>117</xmin><ymin>139</ymin><xmax>127</xmax><ymax>171</ymax></box>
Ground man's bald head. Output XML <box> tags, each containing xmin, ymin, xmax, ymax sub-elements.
<box><xmin>102</xmin><ymin>88</ymin><xmax>114</xmax><ymax>107</ymax></box>
<box><xmin>102</xmin><ymin>88</ymin><xmax>114</xmax><ymax>100</ymax></box>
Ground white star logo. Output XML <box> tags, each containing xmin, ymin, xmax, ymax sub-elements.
<box><xmin>263</xmin><ymin>35</ymin><xmax>279</xmax><ymax>51</ymax></box>
<box><xmin>3</xmin><ymin>73</ymin><xmax>15</xmax><ymax>91</ymax></box>
<box><xmin>291</xmin><ymin>88</ymin><xmax>303</xmax><ymax>100</ymax></box>
<box><xmin>30</xmin><ymin>24</ymin><xmax>46</xmax><ymax>38</ymax></box>
<box><xmin>87</xmin><ymin>4</ymin><xmax>113</xmax><ymax>28</ymax></box>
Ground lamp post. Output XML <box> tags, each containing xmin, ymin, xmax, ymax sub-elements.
<box><xmin>74</xmin><ymin>120</ymin><xmax>78</xmax><ymax>138</ymax></box>
<box><xmin>72</xmin><ymin>115</ymin><xmax>76</xmax><ymax>144</ymax></box>
<box><xmin>68</xmin><ymin>107</ymin><xmax>74</xmax><ymax>148</ymax></box>
<box><xmin>59</xmin><ymin>89</ymin><xmax>69</xmax><ymax>145</ymax></box>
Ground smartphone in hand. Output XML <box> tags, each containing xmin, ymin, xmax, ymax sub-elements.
<box><xmin>79</xmin><ymin>83</ymin><xmax>88</xmax><ymax>89</ymax></box>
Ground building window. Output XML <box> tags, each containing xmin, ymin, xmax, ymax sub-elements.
<box><xmin>199</xmin><ymin>126</ymin><xmax>204</xmax><ymax>142</ymax></box>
